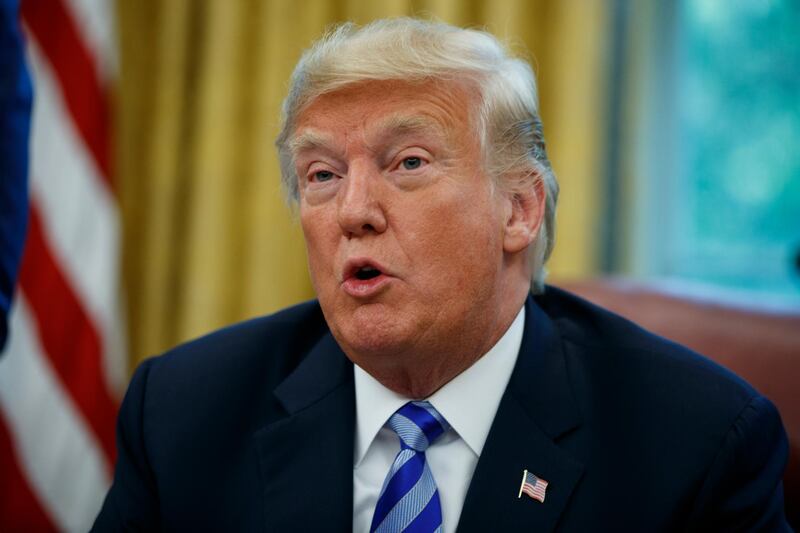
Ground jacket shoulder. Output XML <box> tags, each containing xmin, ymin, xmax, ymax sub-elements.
<box><xmin>95</xmin><ymin>300</ymin><xmax>331</xmax><ymax>531</ymax></box>
<box><xmin>130</xmin><ymin>299</ymin><xmax>330</xmax><ymax>432</ymax></box>
<box><xmin>144</xmin><ymin>299</ymin><xmax>328</xmax><ymax>388</ymax></box>
<box><xmin>537</xmin><ymin>285</ymin><xmax>758</xmax><ymax>410</ymax></box>
<box><xmin>535</xmin><ymin>287</ymin><xmax>788</xmax><ymax>528</ymax></box>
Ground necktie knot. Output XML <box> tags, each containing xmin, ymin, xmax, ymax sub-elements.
<box><xmin>387</xmin><ymin>401</ymin><xmax>449</xmax><ymax>452</ymax></box>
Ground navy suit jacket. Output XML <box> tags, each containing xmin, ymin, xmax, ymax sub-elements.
<box><xmin>93</xmin><ymin>287</ymin><xmax>789</xmax><ymax>531</ymax></box>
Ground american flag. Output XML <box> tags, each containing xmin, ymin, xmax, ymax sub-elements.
<box><xmin>0</xmin><ymin>0</ymin><xmax>124</xmax><ymax>530</ymax></box>
<box><xmin>519</xmin><ymin>470</ymin><xmax>548</xmax><ymax>503</ymax></box>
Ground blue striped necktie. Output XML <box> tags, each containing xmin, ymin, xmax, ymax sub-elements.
<box><xmin>370</xmin><ymin>401</ymin><xmax>450</xmax><ymax>533</ymax></box>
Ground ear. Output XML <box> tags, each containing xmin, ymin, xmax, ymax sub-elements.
<box><xmin>503</xmin><ymin>178</ymin><xmax>545</xmax><ymax>254</ymax></box>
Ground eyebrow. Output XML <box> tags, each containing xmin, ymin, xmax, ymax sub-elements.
<box><xmin>375</xmin><ymin>115</ymin><xmax>443</xmax><ymax>139</ymax></box>
<box><xmin>289</xmin><ymin>114</ymin><xmax>446</xmax><ymax>159</ymax></box>
<box><xmin>287</xmin><ymin>130</ymin><xmax>336</xmax><ymax>158</ymax></box>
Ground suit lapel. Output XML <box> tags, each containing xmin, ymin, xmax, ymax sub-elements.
<box><xmin>255</xmin><ymin>333</ymin><xmax>355</xmax><ymax>532</ymax></box>
<box><xmin>457</xmin><ymin>296</ymin><xmax>584</xmax><ymax>532</ymax></box>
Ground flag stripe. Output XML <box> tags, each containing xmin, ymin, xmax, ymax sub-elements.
<box><xmin>0</xmin><ymin>414</ymin><xmax>57</xmax><ymax>532</ymax></box>
<box><xmin>25</xmin><ymin>36</ymin><xmax>127</xmax><ymax>394</ymax></box>
<box><xmin>0</xmin><ymin>296</ymin><xmax>111</xmax><ymax>532</ymax></box>
<box><xmin>62</xmin><ymin>0</ymin><xmax>117</xmax><ymax>78</ymax></box>
<box><xmin>523</xmin><ymin>485</ymin><xmax>545</xmax><ymax>496</ymax></box>
<box><xmin>18</xmin><ymin>203</ymin><xmax>118</xmax><ymax>465</ymax></box>
<box><xmin>21</xmin><ymin>0</ymin><xmax>111</xmax><ymax>183</ymax></box>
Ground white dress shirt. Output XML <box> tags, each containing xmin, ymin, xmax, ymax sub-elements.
<box><xmin>352</xmin><ymin>306</ymin><xmax>525</xmax><ymax>533</ymax></box>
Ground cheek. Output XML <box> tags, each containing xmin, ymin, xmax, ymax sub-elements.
<box><xmin>300</xmin><ymin>209</ymin><xmax>337</xmax><ymax>280</ymax></box>
<box><xmin>403</xmin><ymin>196</ymin><xmax>504</xmax><ymax>282</ymax></box>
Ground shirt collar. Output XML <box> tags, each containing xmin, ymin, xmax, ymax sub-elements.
<box><xmin>353</xmin><ymin>305</ymin><xmax>525</xmax><ymax>466</ymax></box>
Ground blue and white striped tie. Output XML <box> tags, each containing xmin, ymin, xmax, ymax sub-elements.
<box><xmin>370</xmin><ymin>401</ymin><xmax>450</xmax><ymax>533</ymax></box>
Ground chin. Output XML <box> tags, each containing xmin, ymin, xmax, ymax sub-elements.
<box><xmin>331</xmin><ymin>304</ymin><xmax>417</xmax><ymax>360</ymax></box>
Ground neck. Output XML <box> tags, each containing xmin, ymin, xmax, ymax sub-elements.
<box><xmin>363</xmin><ymin>285</ymin><xmax>529</xmax><ymax>399</ymax></box>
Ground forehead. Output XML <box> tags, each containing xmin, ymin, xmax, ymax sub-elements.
<box><xmin>289</xmin><ymin>79</ymin><xmax>480</xmax><ymax>153</ymax></box>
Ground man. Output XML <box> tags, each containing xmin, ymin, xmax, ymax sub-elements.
<box><xmin>93</xmin><ymin>19</ymin><xmax>789</xmax><ymax>531</ymax></box>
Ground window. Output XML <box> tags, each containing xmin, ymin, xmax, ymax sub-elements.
<box><xmin>618</xmin><ymin>0</ymin><xmax>800</xmax><ymax>305</ymax></box>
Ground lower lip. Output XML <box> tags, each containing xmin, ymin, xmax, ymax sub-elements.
<box><xmin>342</xmin><ymin>274</ymin><xmax>393</xmax><ymax>298</ymax></box>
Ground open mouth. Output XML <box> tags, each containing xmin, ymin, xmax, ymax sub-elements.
<box><xmin>354</xmin><ymin>265</ymin><xmax>382</xmax><ymax>281</ymax></box>
<box><xmin>342</xmin><ymin>259</ymin><xmax>391</xmax><ymax>296</ymax></box>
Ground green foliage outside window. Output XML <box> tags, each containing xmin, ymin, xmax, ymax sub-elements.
<box><xmin>672</xmin><ymin>0</ymin><xmax>800</xmax><ymax>300</ymax></box>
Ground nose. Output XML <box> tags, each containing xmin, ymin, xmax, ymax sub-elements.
<box><xmin>337</xmin><ymin>163</ymin><xmax>388</xmax><ymax>237</ymax></box>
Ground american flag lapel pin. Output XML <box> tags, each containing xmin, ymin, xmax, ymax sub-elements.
<box><xmin>518</xmin><ymin>469</ymin><xmax>548</xmax><ymax>503</ymax></box>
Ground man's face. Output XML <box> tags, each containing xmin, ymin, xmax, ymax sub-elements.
<box><xmin>292</xmin><ymin>79</ymin><xmax>518</xmax><ymax>385</ymax></box>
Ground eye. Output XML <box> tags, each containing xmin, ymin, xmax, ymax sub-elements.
<box><xmin>311</xmin><ymin>170</ymin><xmax>335</xmax><ymax>182</ymax></box>
<box><xmin>401</xmin><ymin>157</ymin><xmax>424</xmax><ymax>170</ymax></box>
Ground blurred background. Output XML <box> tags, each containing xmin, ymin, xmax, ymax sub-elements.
<box><xmin>1</xmin><ymin>0</ymin><xmax>798</xmax><ymax>530</ymax></box>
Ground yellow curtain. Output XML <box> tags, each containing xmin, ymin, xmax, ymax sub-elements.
<box><xmin>116</xmin><ymin>0</ymin><xmax>610</xmax><ymax>369</ymax></box>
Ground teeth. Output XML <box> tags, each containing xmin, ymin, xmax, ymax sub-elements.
<box><xmin>361</xmin><ymin>266</ymin><xmax>377</xmax><ymax>272</ymax></box>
